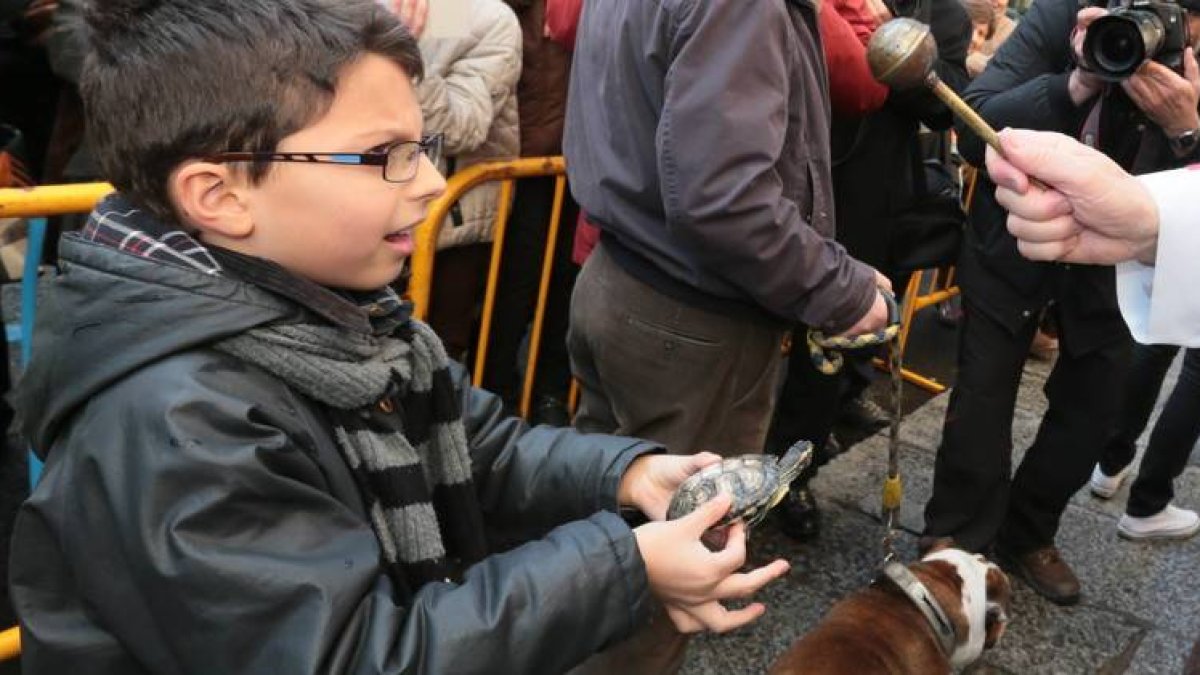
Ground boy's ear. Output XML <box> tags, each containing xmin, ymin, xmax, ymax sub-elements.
<box><xmin>169</xmin><ymin>160</ymin><xmax>256</xmax><ymax>239</ymax></box>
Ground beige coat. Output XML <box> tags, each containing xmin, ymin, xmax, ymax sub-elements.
<box><xmin>417</xmin><ymin>0</ymin><xmax>522</xmax><ymax>250</ymax></box>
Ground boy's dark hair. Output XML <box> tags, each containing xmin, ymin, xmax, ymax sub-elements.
<box><xmin>81</xmin><ymin>0</ymin><xmax>423</xmax><ymax>220</ymax></box>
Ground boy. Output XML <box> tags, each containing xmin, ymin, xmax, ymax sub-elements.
<box><xmin>7</xmin><ymin>1</ymin><xmax>788</xmax><ymax>672</ymax></box>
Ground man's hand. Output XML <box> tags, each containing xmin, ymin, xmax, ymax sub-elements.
<box><xmin>390</xmin><ymin>0</ymin><xmax>429</xmax><ymax>38</ymax></box>
<box><xmin>1069</xmin><ymin>8</ymin><xmax>1108</xmax><ymax>105</ymax></box>
<box><xmin>1121</xmin><ymin>48</ymin><xmax>1200</xmax><ymax>137</ymax></box>
<box><xmin>836</xmin><ymin>276</ymin><xmax>893</xmax><ymax>338</ymax></box>
<box><xmin>634</xmin><ymin>495</ymin><xmax>790</xmax><ymax>634</ymax></box>
<box><xmin>987</xmin><ymin>128</ymin><xmax>1160</xmax><ymax>265</ymax></box>
<box><xmin>619</xmin><ymin>452</ymin><xmax>723</xmax><ymax>521</ymax></box>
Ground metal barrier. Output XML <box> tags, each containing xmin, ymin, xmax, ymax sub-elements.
<box><xmin>408</xmin><ymin>156</ymin><xmax>569</xmax><ymax>419</ymax></box>
<box><xmin>0</xmin><ymin>183</ymin><xmax>114</xmax><ymax>218</ymax></box>
<box><xmin>871</xmin><ymin>165</ymin><xmax>974</xmax><ymax>394</ymax></box>
<box><xmin>0</xmin><ymin>626</ymin><xmax>19</xmax><ymax>661</ymax></box>
<box><xmin>0</xmin><ymin>182</ymin><xmax>112</xmax><ymax>662</ymax></box>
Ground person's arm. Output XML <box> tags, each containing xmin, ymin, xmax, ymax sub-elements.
<box><xmin>822</xmin><ymin>3</ymin><xmax>889</xmax><ymax>117</ymax></box>
<box><xmin>457</xmin><ymin>363</ymin><xmax>665</xmax><ymax>530</ymax></box>
<box><xmin>1116</xmin><ymin>168</ymin><xmax>1200</xmax><ymax>346</ymax></box>
<box><xmin>416</xmin><ymin>0</ymin><xmax>522</xmax><ymax>155</ymax></box>
<box><xmin>830</xmin><ymin>0</ymin><xmax>880</xmax><ymax>45</ymax></box>
<box><xmin>956</xmin><ymin>0</ymin><xmax>1085</xmax><ymax>166</ymax></box>
<box><xmin>41</xmin><ymin>368</ymin><xmax>650</xmax><ymax>675</ymax></box>
<box><xmin>658</xmin><ymin>0</ymin><xmax>879</xmax><ymax>334</ymax></box>
<box><xmin>984</xmin><ymin>128</ymin><xmax>1200</xmax><ymax>345</ymax></box>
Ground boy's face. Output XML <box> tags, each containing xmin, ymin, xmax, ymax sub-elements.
<box><xmin>206</xmin><ymin>54</ymin><xmax>445</xmax><ymax>291</ymax></box>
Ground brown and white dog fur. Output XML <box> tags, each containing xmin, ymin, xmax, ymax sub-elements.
<box><xmin>770</xmin><ymin>548</ymin><xmax>1013</xmax><ymax>674</ymax></box>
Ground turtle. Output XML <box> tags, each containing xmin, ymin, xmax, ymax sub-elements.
<box><xmin>666</xmin><ymin>439</ymin><xmax>815</xmax><ymax>528</ymax></box>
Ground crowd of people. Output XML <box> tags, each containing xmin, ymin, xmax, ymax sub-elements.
<box><xmin>0</xmin><ymin>0</ymin><xmax>1198</xmax><ymax>671</ymax></box>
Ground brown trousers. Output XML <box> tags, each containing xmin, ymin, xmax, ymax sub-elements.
<box><xmin>565</xmin><ymin>243</ymin><xmax>787</xmax><ymax>675</ymax></box>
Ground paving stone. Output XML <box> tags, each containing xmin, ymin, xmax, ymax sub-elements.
<box><xmin>973</xmin><ymin>585</ymin><xmax>1144</xmax><ymax>675</ymax></box>
<box><xmin>1053</xmin><ymin>502</ymin><xmax>1200</xmax><ymax>640</ymax></box>
<box><xmin>1122</xmin><ymin>628</ymin><xmax>1192</xmax><ymax>675</ymax></box>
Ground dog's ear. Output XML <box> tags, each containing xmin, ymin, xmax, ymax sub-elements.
<box><xmin>983</xmin><ymin>566</ymin><xmax>1012</xmax><ymax>649</ymax></box>
<box><xmin>984</xmin><ymin>601</ymin><xmax>1008</xmax><ymax>648</ymax></box>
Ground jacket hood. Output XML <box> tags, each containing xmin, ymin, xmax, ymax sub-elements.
<box><xmin>13</xmin><ymin>234</ymin><xmax>300</xmax><ymax>456</ymax></box>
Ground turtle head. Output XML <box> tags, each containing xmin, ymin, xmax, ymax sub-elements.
<box><xmin>777</xmin><ymin>440</ymin><xmax>815</xmax><ymax>484</ymax></box>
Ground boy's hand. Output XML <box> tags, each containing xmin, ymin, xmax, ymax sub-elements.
<box><xmin>634</xmin><ymin>495</ymin><xmax>790</xmax><ymax>634</ymax></box>
<box><xmin>618</xmin><ymin>452</ymin><xmax>722</xmax><ymax>521</ymax></box>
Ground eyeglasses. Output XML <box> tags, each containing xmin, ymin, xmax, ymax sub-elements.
<box><xmin>204</xmin><ymin>133</ymin><xmax>444</xmax><ymax>183</ymax></box>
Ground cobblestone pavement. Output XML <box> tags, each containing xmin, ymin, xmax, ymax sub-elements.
<box><xmin>684</xmin><ymin>356</ymin><xmax>1200</xmax><ymax>674</ymax></box>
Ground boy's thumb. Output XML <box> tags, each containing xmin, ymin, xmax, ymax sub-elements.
<box><xmin>684</xmin><ymin>493</ymin><xmax>733</xmax><ymax>533</ymax></box>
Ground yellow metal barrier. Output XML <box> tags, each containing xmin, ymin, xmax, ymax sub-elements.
<box><xmin>872</xmin><ymin>166</ymin><xmax>973</xmax><ymax>394</ymax></box>
<box><xmin>0</xmin><ymin>183</ymin><xmax>113</xmax><ymax>218</ymax></box>
<box><xmin>0</xmin><ymin>626</ymin><xmax>19</xmax><ymax>661</ymax></box>
<box><xmin>409</xmin><ymin>157</ymin><xmax>568</xmax><ymax>418</ymax></box>
<box><xmin>875</xmin><ymin>267</ymin><xmax>961</xmax><ymax>394</ymax></box>
<box><xmin>0</xmin><ymin>182</ymin><xmax>111</xmax><ymax>664</ymax></box>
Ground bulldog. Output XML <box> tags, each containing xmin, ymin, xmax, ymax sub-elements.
<box><xmin>770</xmin><ymin>548</ymin><xmax>1012</xmax><ymax>674</ymax></box>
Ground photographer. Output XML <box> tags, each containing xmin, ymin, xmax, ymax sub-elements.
<box><xmin>922</xmin><ymin>0</ymin><xmax>1200</xmax><ymax>605</ymax></box>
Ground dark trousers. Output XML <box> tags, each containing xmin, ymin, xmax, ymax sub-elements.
<box><xmin>924</xmin><ymin>297</ymin><xmax>1131</xmax><ymax>554</ymax></box>
<box><xmin>765</xmin><ymin>343</ymin><xmax>873</xmax><ymax>483</ymax></box>
<box><xmin>1100</xmin><ymin>344</ymin><xmax>1200</xmax><ymax>517</ymax></box>
<box><xmin>481</xmin><ymin>176</ymin><xmax>579</xmax><ymax>407</ymax></box>
<box><xmin>568</xmin><ymin>242</ymin><xmax>786</xmax><ymax>455</ymax></box>
<box><xmin>566</xmin><ymin>242</ymin><xmax>786</xmax><ymax>675</ymax></box>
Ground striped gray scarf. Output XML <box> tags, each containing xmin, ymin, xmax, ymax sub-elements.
<box><xmin>216</xmin><ymin>319</ymin><xmax>487</xmax><ymax>602</ymax></box>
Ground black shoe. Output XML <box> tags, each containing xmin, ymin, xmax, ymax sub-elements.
<box><xmin>531</xmin><ymin>395</ymin><xmax>570</xmax><ymax>427</ymax></box>
<box><xmin>994</xmin><ymin>544</ymin><xmax>1081</xmax><ymax>606</ymax></box>
<box><xmin>838</xmin><ymin>395</ymin><xmax>891</xmax><ymax>433</ymax></box>
<box><xmin>774</xmin><ymin>487</ymin><xmax>821</xmax><ymax>542</ymax></box>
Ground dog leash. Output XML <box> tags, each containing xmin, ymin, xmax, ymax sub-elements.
<box><xmin>808</xmin><ymin>287</ymin><xmax>905</xmax><ymax>562</ymax></box>
<box><xmin>805</xmin><ymin>289</ymin><xmax>901</xmax><ymax>376</ymax></box>
<box><xmin>880</xmin><ymin>311</ymin><xmax>905</xmax><ymax>563</ymax></box>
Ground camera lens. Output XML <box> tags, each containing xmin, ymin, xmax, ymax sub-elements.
<box><xmin>1082</xmin><ymin>11</ymin><xmax>1165</xmax><ymax>80</ymax></box>
<box><xmin>1096</xmin><ymin>21</ymin><xmax>1146</xmax><ymax>72</ymax></box>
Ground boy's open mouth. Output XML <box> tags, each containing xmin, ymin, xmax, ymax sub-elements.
<box><xmin>384</xmin><ymin>221</ymin><xmax>418</xmax><ymax>242</ymax></box>
<box><xmin>383</xmin><ymin>223</ymin><xmax>418</xmax><ymax>255</ymax></box>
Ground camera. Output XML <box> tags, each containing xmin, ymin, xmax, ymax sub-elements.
<box><xmin>1079</xmin><ymin>0</ymin><xmax>1190</xmax><ymax>80</ymax></box>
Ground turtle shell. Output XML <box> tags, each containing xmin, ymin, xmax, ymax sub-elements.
<box><xmin>666</xmin><ymin>440</ymin><xmax>814</xmax><ymax>527</ymax></box>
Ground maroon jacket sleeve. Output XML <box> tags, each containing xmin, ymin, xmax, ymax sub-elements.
<box><xmin>820</xmin><ymin>5</ymin><xmax>889</xmax><ymax>117</ymax></box>
<box><xmin>830</xmin><ymin>0</ymin><xmax>878</xmax><ymax>45</ymax></box>
<box><xmin>544</xmin><ymin>0</ymin><xmax>583</xmax><ymax>50</ymax></box>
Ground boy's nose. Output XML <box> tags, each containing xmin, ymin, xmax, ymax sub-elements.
<box><xmin>416</xmin><ymin>154</ymin><xmax>447</xmax><ymax>201</ymax></box>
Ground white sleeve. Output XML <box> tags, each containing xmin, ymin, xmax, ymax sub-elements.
<box><xmin>1116</xmin><ymin>167</ymin><xmax>1200</xmax><ymax>346</ymax></box>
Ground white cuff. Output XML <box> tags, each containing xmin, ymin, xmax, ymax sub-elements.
<box><xmin>1117</xmin><ymin>167</ymin><xmax>1200</xmax><ymax>346</ymax></box>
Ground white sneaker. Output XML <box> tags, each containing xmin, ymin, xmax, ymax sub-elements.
<box><xmin>1117</xmin><ymin>505</ymin><xmax>1200</xmax><ymax>541</ymax></box>
<box><xmin>1089</xmin><ymin>463</ymin><xmax>1131</xmax><ymax>500</ymax></box>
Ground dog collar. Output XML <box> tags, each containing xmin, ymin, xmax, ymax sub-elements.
<box><xmin>879</xmin><ymin>561</ymin><xmax>957</xmax><ymax>657</ymax></box>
